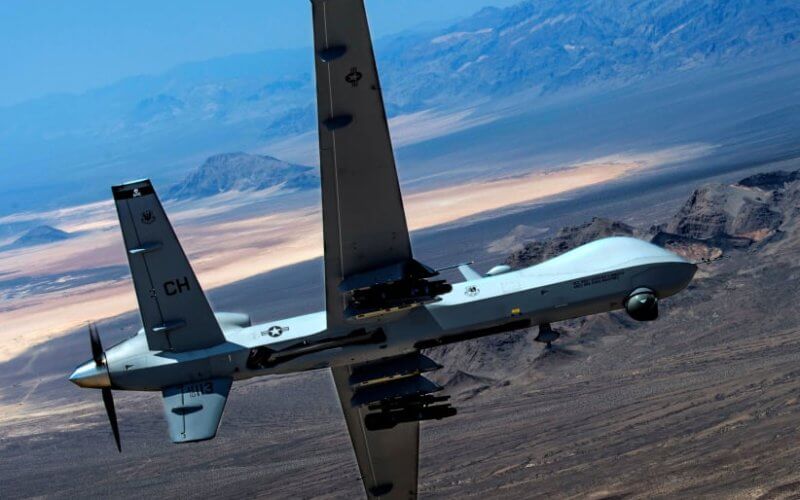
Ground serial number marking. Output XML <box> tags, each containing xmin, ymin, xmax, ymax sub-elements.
<box><xmin>184</xmin><ymin>382</ymin><xmax>213</xmax><ymax>397</ymax></box>
<box><xmin>572</xmin><ymin>271</ymin><xmax>624</xmax><ymax>289</ymax></box>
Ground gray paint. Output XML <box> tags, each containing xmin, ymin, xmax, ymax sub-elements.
<box><xmin>162</xmin><ymin>378</ymin><xmax>232</xmax><ymax>443</ymax></box>
<box><xmin>113</xmin><ymin>179</ymin><xmax>226</xmax><ymax>352</ymax></box>
<box><xmin>312</xmin><ymin>0</ymin><xmax>414</xmax><ymax>330</ymax></box>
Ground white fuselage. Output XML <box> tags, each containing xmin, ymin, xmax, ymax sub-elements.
<box><xmin>105</xmin><ymin>237</ymin><xmax>696</xmax><ymax>391</ymax></box>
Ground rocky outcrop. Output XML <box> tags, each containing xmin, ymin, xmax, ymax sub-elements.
<box><xmin>737</xmin><ymin>170</ymin><xmax>800</xmax><ymax>191</ymax></box>
<box><xmin>665</xmin><ymin>184</ymin><xmax>782</xmax><ymax>244</ymax></box>
<box><xmin>505</xmin><ymin>217</ymin><xmax>634</xmax><ymax>268</ymax></box>
<box><xmin>648</xmin><ymin>170</ymin><xmax>800</xmax><ymax>260</ymax></box>
<box><xmin>649</xmin><ymin>232</ymin><xmax>724</xmax><ymax>263</ymax></box>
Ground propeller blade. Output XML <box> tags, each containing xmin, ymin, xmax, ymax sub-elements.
<box><xmin>101</xmin><ymin>387</ymin><xmax>121</xmax><ymax>452</ymax></box>
<box><xmin>89</xmin><ymin>322</ymin><xmax>104</xmax><ymax>366</ymax></box>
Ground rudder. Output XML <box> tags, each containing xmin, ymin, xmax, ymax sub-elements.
<box><xmin>113</xmin><ymin>179</ymin><xmax>226</xmax><ymax>352</ymax></box>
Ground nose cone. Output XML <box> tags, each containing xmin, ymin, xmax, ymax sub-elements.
<box><xmin>69</xmin><ymin>360</ymin><xmax>111</xmax><ymax>389</ymax></box>
<box><xmin>648</xmin><ymin>260</ymin><xmax>698</xmax><ymax>299</ymax></box>
<box><xmin>673</xmin><ymin>260</ymin><xmax>698</xmax><ymax>289</ymax></box>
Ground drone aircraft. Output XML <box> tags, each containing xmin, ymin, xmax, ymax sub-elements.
<box><xmin>69</xmin><ymin>1</ymin><xmax>697</xmax><ymax>498</ymax></box>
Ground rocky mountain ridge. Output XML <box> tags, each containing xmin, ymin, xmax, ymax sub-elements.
<box><xmin>166</xmin><ymin>152</ymin><xmax>318</xmax><ymax>200</ymax></box>
<box><xmin>383</xmin><ymin>0</ymin><xmax>800</xmax><ymax>109</ymax></box>
<box><xmin>506</xmin><ymin>169</ymin><xmax>800</xmax><ymax>269</ymax></box>
<box><xmin>2</xmin><ymin>225</ymin><xmax>72</xmax><ymax>251</ymax></box>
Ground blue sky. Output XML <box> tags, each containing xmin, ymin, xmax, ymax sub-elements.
<box><xmin>0</xmin><ymin>0</ymin><xmax>520</xmax><ymax>107</ymax></box>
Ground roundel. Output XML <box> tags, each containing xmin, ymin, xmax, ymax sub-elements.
<box><xmin>464</xmin><ymin>285</ymin><xmax>480</xmax><ymax>297</ymax></box>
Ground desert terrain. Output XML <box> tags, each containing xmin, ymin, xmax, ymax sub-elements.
<box><xmin>3</xmin><ymin>158</ymin><xmax>800</xmax><ymax>498</ymax></box>
<box><xmin>2</xmin><ymin>1</ymin><xmax>800</xmax><ymax>495</ymax></box>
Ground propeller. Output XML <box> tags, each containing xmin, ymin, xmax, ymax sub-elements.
<box><xmin>88</xmin><ymin>322</ymin><xmax>121</xmax><ymax>452</ymax></box>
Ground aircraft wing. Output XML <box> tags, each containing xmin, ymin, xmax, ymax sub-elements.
<box><xmin>311</xmin><ymin>0</ymin><xmax>448</xmax><ymax>327</ymax></box>
<box><xmin>331</xmin><ymin>353</ymin><xmax>455</xmax><ymax>499</ymax></box>
<box><xmin>113</xmin><ymin>179</ymin><xmax>226</xmax><ymax>352</ymax></box>
<box><xmin>162</xmin><ymin>378</ymin><xmax>232</xmax><ymax>443</ymax></box>
<box><xmin>332</xmin><ymin>365</ymin><xmax>419</xmax><ymax>500</ymax></box>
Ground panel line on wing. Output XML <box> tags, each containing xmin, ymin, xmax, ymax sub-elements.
<box><xmin>323</xmin><ymin>2</ymin><xmax>347</xmax><ymax>317</ymax></box>
<box><xmin>121</xmin><ymin>197</ymin><xmax>171</xmax><ymax>349</ymax></box>
<box><xmin>112</xmin><ymin>179</ymin><xmax>226</xmax><ymax>352</ymax></box>
<box><xmin>352</xmin><ymin>368</ymin><xmax>380</xmax><ymax>488</ymax></box>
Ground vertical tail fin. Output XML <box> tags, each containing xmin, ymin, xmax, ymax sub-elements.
<box><xmin>113</xmin><ymin>179</ymin><xmax>226</xmax><ymax>352</ymax></box>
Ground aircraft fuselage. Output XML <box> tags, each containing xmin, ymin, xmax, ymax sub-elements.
<box><xmin>93</xmin><ymin>237</ymin><xmax>696</xmax><ymax>392</ymax></box>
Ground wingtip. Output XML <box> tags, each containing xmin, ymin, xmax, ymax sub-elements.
<box><xmin>111</xmin><ymin>179</ymin><xmax>155</xmax><ymax>200</ymax></box>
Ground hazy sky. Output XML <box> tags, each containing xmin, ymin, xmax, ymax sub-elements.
<box><xmin>0</xmin><ymin>0</ymin><xmax>520</xmax><ymax>107</ymax></box>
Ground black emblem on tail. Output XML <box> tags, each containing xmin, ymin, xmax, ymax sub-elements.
<box><xmin>141</xmin><ymin>210</ymin><xmax>155</xmax><ymax>225</ymax></box>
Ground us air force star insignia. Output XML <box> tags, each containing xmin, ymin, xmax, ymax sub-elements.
<box><xmin>465</xmin><ymin>285</ymin><xmax>480</xmax><ymax>297</ymax></box>
<box><xmin>267</xmin><ymin>326</ymin><xmax>284</xmax><ymax>338</ymax></box>
<box><xmin>345</xmin><ymin>67</ymin><xmax>362</xmax><ymax>87</ymax></box>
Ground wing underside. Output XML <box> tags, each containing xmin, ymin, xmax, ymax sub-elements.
<box><xmin>311</xmin><ymin>0</ymin><xmax>450</xmax><ymax>327</ymax></box>
<box><xmin>162</xmin><ymin>378</ymin><xmax>232</xmax><ymax>443</ymax></box>
<box><xmin>331</xmin><ymin>353</ymin><xmax>456</xmax><ymax>499</ymax></box>
<box><xmin>312</xmin><ymin>3</ymin><xmax>458</xmax><ymax>494</ymax></box>
<box><xmin>332</xmin><ymin>365</ymin><xmax>420</xmax><ymax>500</ymax></box>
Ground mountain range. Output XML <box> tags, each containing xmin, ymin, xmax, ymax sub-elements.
<box><xmin>1</xmin><ymin>225</ymin><xmax>73</xmax><ymax>251</ymax></box>
<box><xmin>166</xmin><ymin>152</ymin><xmax>318</xmax><ymax>200</ymax></box>
<box><xmin>1</xmin><ymin>0</ymin><xmax>798</xmax><ymax>213</ymax></box>
<box><xmin>382</xmin><ymin>0</ymin><xmax>800</xmax><ymax>109</ymax></box>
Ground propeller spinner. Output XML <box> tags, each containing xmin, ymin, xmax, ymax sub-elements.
<box><xmin>69</xmin><ymin>322</ymin><xmax>121</xmax><ymax>452</ymax></box>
